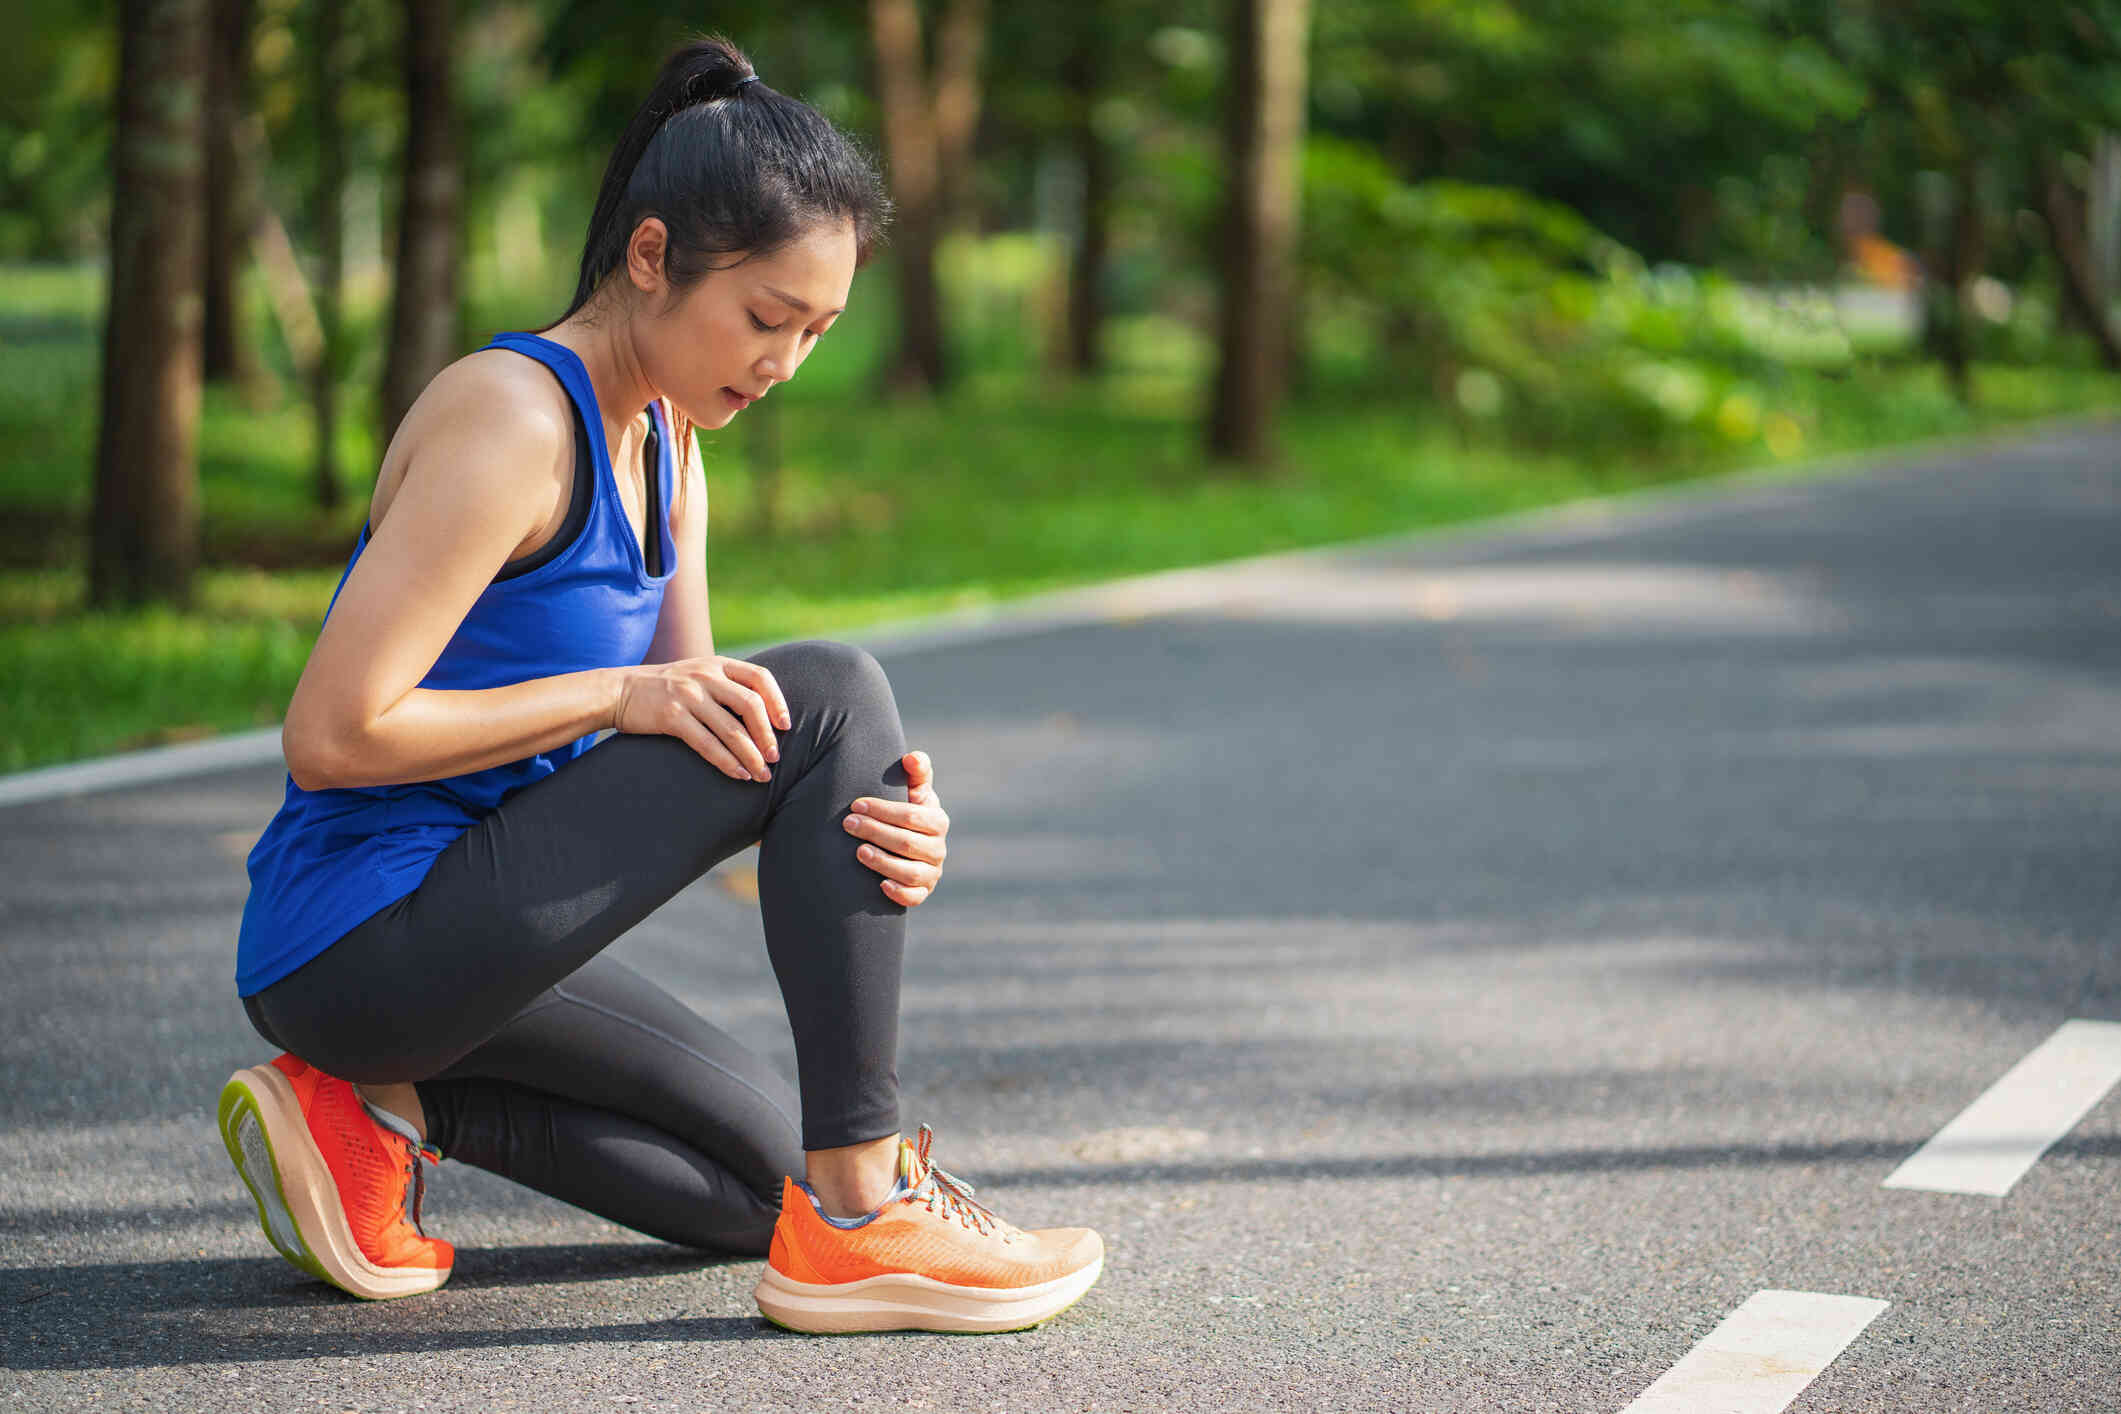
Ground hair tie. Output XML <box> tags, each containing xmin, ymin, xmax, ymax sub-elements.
<box><xmin>734</xmin><ymin>74</ymin><xmax>761</xmax><ymax>91</ymax></box>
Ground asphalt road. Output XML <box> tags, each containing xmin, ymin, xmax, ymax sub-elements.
<box><xmin>4</xmin><ymin>423</ymin><xmax>2118</xmax><ymax>1412</ymax></box>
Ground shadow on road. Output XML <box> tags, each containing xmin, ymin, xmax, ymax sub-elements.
<box><xmin>8</xmin><ymin>1133</ymin><xmax>2115</xmax><ymax>1372</ymax></box>
<box><xmin>979</xmin><ymin>1134</ymin><xmax>2120</xmax><ymax>1191</ymax></box>
<box><xmin>2</xmin><ymin>1243</ymin><xmax>776</xmax><ymax>1371</ymax></box>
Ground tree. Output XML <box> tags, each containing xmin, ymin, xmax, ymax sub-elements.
<box><xmin>1781</xmin><ymin>0</ymin><xmax>2121</xmax><ymax>384</ymax></box>
<box><xmin>202</xmin><ymin>0</ymin><xmax>267</xmax><ymax>394</ymax></box>
<box><xmin>380</xmin><ymin>0</ymin><xmax>460</xmax><ymax>448</ymax></box>
<box><xmin>92</xmin><ymin>0</ymin><xmax>209</xmax><ymax>608</ymax></box>
<box><xmin>1306</xmin><ymin>0</ymin><xmax>1863</xmax><ymax>273</ymax></box>
<box><xmin>868</xmin><ymin>0</ymin><xmax>989</xmax><ymax>395</ymax></box>
<box><xmin>308</xmin><ymin>0</ymin><xmax>348</xmax><ymax>510</ymax></box>
<box><xmin>2044</xmin><ymin>165</ymin><xmax>2121</xmax><ymax>369</ymax></box>
<box><xmin>1207</xmin><ymin>0</ymin><xmax>1310</xmax><ymax>464</ymax></box>
<box><xmin>1062</xmin><ymin>3</ymin><xmax>1113</xmax><ymax>375</ymax></box>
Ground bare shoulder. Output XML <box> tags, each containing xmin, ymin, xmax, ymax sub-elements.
<box><xmin>372</xmin><ymin>348</ymin><xmax>574</xmax><ymax>531</ymax></box>
<box><xmin>404</xmin><ymin>348</ymin><xmax>573</xmax><ymax>456</ymax></box>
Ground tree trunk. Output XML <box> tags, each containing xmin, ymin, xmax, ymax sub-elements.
<box><xmin>92</xmin><ymin>0</ymin><xmax>209</xmax><ymax>609</ymax></box>
<box><xmin>887</xmin><ymin>203</ymin><xmax>948</xmax><ymax>396</ymax></box>
<box><xmin>1064</xmin><ymin>11</ymin><xmax>1109</xmax><ymax>376</ymax></box>
<box><xmin>931</xmin><ymin>0</ymin><xmax>987</xmax><ymax>230</ymax></box>
<box><xmin>1914</xmin><ymin>157</ymin><xmax>1962</xmax><ymax>393</ymax></box>
<box><xmin>203</xmin><ymin>0</ymin><xmax>266</xmax><ymax>393</ymax></box>
<box><xmin>868</xmin><ymin>0</ymin><xmax>988</xmax><ymax>396</ymax></box>
<box><xmin>380</xmin><ymin>0</ymin><xmax>459</xmax><ymax>448</ymax></box>
<box><xmin>869</xmin><ymin>0</ymin><xmax>941</xmax><ymax>394</ymax></box>
<box><xmin>2042</xmin><ymin>167</ymin><xmax>2121</xmax><ymax>371</ymax></box>
<box><xmin>309</xmin><ymin>0</ymin><xmax>346</xmax><ymax>511</ymax></box>
<box><xmin>1207</xmin><ymin>0</ymin><xmax>1311</xmax><ymax>465</ymax></box>
<box><xmin>1803</xmin><ymin>126</ymin><xmax>1849</xmax><ymax>284</ymax></box>
<box><xmin>2090</xmin><ymin>131</ymin><xmax>2121</xmax><ymax>305</ymax></box>
<box><xmin>1938</xmin><ymin>155</ymin><xmax>1985</xmax><ymax>403</ymax></box>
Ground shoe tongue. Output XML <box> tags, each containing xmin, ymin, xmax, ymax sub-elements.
<box><xmin>896</xmin><ymin>1135</ymin><xmax>924</xmax><ymax>1187</ymax></box>
<box><xmin>360</xmin><ymin>1096</ymin><xmax>421</xmax><ymax>1148</ymax></box>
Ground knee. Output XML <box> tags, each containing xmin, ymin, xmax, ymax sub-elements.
<box><xmin>764</xmin><ymin>639</ymin><xmax>896</xmax><ymax>716</ymax></box>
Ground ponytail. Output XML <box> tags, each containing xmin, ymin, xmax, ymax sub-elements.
<box><xmin>555</xmin><ymin>34</ymin><xmax>890</xmax><ymax>326</ymax></box>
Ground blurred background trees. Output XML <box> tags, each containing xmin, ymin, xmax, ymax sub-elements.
<box><xmin>91</xmin><ymin>0</ymin><xmax>208</xmax><ymax>608</ymax></box>
<box><xmin>4</xmin><ymin>0</ymin><xmax>2120</xmax><ymax>616</ymax></box>
<box><xmin>869</xmin><ymin>0</ymin><xmax>988</xmax><ymax>395</ymax></box>
<box><xmin>1210</xmin><ymin>0</ymin><xmax>1311</xmax><ymax>463</ymax></box>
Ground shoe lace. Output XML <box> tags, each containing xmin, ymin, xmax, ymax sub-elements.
<box><xmin>354</xmin><ymin>1087</ymin><xmax>442</xmax><ymax>1235</ymax></box>
<box><xmin>395</xmin><ymin>1138</ymin><xmax>443</xmax><ymax>1234</ymax></box>
<box><xmin>908</xmin><ymin>1124</ymin><xmax>1015</xmax><ymax>1242</ymax></box>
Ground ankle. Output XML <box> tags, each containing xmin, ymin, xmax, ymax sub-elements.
<box><xmin>355</xmin><ymin>1082</ymin><xmax>428</xmax><ymax>1145</ymax></box>
<box><xmin>804</xmin><ymin>1133</ymin><xmax>901</xmax><ymax>1219</ymax></box>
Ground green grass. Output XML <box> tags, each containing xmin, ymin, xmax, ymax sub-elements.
<box><xmin>2</xmin><ymin>257</ymin><xmax>2116</xmax><ymax>774</ymax></box>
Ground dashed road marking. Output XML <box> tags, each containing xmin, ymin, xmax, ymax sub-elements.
<box><xmin>1883</xmin><ymin>1018</ymin><xmax>2121</xmax><ymax>1197</ymax></box>
<box><xmin>1620</xmin><ymin>1290</ymin><xmax>1888</xmax><ymax>1414</ymax></box>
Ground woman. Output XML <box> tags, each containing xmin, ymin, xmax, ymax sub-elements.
<box><xmin>216</xmin><ymin>35</ymin><xmax>1102</xmax><ymax>1336</ymax></box>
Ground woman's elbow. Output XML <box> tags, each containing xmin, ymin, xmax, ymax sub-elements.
<box><xmin>281</xmin><ymin>711</ymin><xmax>358</xmax><ymax>792</ymax></box>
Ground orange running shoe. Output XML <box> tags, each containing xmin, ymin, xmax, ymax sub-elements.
<box><xmin>217</xmin><ymin>1054</ymin><xmax>454</xmax><ymax>1299</ymax></box>
<box><xmin>754</xmin><ymin>1124</ymin><xmax>1104</xmax><ymax>1334</ymax></box>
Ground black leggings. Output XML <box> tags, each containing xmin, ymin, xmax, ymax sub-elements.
<box><xmin>240</xmin><ymin>639</ymin><xmax>909</xmax><ymax>1254</ymax></box>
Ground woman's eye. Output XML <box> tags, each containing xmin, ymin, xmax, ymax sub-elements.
<box><xmin>749</xmin><ymin>313</ymin><xmax>783</xmax><ymax>333</ymax></box>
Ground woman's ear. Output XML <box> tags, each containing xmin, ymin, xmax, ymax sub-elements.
<box><xmin>626</xmin><ymin>217</ymin><xmax>670</xmax><ymax>297</ymax></box>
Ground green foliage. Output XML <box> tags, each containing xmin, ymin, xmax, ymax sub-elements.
<box><xmin>0</xmin><ymin>0</ymin><xmax>113</xmax><ymax>260</ymax></box>
<box><xmin>1310</xmin><ymin>0</ymin><xmax>1869</xmax><ymax>267</ymax></box>
<box><xmin>0</xmin><ymin>570</ymin><xmax>323</xmax><ymax>772</ymax></box>
<box><xmin>0</xmin><ymin>265</ymin><xmax>100</xmax><ymax>513</ymax></box>
<box><xmin>1302</xmin><ymin>137</ymin><xmax>1878</xmax><ymax>459</ymax></box>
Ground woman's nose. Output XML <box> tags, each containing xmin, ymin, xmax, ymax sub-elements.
<box><xmin>759</xmin><ymin>334</ymin><xmax>807</xmax><ymax>384</ymax></box>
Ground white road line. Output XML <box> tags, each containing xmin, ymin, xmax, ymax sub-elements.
<box><xmin>1620</xmin><ymin>1290</ymin><xmax>1888</xmax><ymax>1414</ymax></box>
<box><xmin>1882</xmin><ymin>1018</ymin><xmax>2121</xmax><ymax>1197</ymax></box>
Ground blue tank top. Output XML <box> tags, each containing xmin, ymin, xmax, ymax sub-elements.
<box><xmin>235</xmin><ymin>332</ymin><xmax>679</xmax><ymax>996</ymax></box>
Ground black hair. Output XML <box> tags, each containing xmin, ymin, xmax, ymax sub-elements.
<box><xmin>557</xmin><ymin>34</ymin><xmax>891</xmax><ymax>323</ymax></box>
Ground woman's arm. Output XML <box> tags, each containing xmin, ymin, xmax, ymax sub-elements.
<box><xmin>643</xmin><ymin>400</ymin><xmax>715</xmax><ymax>664</ymax></box>
<box><xmin>282</xmin><ymin>359</ymin><xmax>627</xmax><ymax>792</ymax></box>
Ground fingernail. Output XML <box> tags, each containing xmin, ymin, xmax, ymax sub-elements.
<box><xmin>851</xmin><ymin>800</ymin><xmax>869</xmax><ymax>814</ymax></box>
<box><xmin>844</xmin><ymin>815</ymin><xmax>860</xmax><ymax>831</ymax></box>
<box><xmin>754</xmin><ymin>769</ymin><xmax>772</xmax><ymax>782</ymax></box>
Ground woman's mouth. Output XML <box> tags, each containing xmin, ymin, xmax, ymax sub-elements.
<box><xmin>722</xmin><ymin>387</ymin><xmax>754</xmax><ymax>410</ymax></box>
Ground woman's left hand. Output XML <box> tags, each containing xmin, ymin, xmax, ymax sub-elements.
<box><xmin>844</xmin><ymin>750</ymin><xmax>950</xmax><ymax>907</ymax></box>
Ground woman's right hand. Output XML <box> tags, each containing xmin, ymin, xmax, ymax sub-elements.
<box><xmin>613</xmin><ymin>657</ymin><xmax>793</xmax><ymax>782</ymax></box>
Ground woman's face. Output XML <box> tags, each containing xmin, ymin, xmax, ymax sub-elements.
<box><xmin>637</xmin><ymin>218</ymin><xmax>857</xmax><ymax>431</ymax></box>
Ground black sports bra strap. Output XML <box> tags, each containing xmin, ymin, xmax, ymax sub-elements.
<box><xmin>642</xmin><ymin>423</ymin><xmax>661</xmax><ymax>578</ymax></box>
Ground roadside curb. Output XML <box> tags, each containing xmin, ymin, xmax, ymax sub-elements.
<box><xmin>0</xmin><ymin>725</ymin><xmax>290</xmax><ymax>810</ymax></box>
<box><xmin>2</xmin><ymin>412</ymin><xmax>2111</xmax><ymax>811</ymax></box>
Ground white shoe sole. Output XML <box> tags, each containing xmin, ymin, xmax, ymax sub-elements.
<box><xmin>753</xmin><ymin>1255</ymin><xmax>1104</xmax><ymax>1334</ymax></box>
<box><xmin>218</xmin><ymin>1063</ymin><xmax>450</xmax><ymax>1300</ymax></box>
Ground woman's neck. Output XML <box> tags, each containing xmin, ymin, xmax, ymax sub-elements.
<box><xmin>540</xmin><ymin>314</ymin><xmax>655</xmax><ymax>456</ymax></box>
